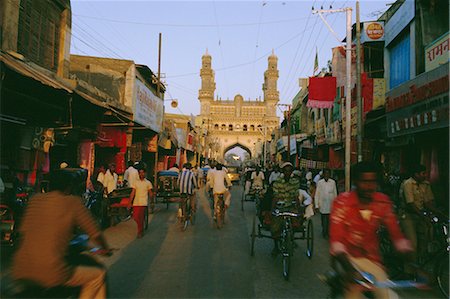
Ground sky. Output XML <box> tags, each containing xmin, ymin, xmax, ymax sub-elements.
<box><xmin>71</xmin><ymin>0</ymin><xmax>392</xmax><ymax>120</ymax></box>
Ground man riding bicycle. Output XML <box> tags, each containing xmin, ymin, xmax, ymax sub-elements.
<box><xmin>177</xmin><ymin>163</ymin><xmax>198</xmax><ymax>216</ymax></box>
<box><xmin>269</xmin><ymin>162</ymin><xmax>305</xmax><ymax>256</ymax></box>
<box><xmin>209</xmin><ymin>163</ymin><xmax>232</xmax><ymax>220</ymax></box>
<box><xmin>329</xmin><ymin>161</ymin><xmax>412</xmax><ymax>299</ymax></box>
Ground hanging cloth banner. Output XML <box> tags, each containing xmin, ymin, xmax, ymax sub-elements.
<box><xmin>307</xmin><ymin>76</ymin><xmax>337</xmax><ymax>108</ymax></box>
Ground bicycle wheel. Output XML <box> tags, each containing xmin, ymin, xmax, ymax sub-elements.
<box><xmin>306</xmin><ymin>218</ymin><xmax>314</xmax><ymax>259</ymax></box>
<box><xmin>282</xmin><ymin>230</ymin><xmax>293</xmax><ymax>281</ymax></box>
<box><xmin>436</xmin><ymin>254</ymin><xmax>449</xmax><ymax>298</ymax></box>
<box><xmin>217</xmin><ymin>199</ymin><xmax>224</xmax><ymax>229</ymax></box>
<box><xmin>250</xmin><ymin>215</ymin><xmax>256</xmax><ymax>256</ymax></box>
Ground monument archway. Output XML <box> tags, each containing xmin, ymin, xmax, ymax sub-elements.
<box><xmin>197</xmin><ymin>51</ymin><xmax>280</xmax><ymax>163</ymax></box>
<box><xmin>223</xmin><ymin>143</ymin><xmax>252</xmax><ymax>159</ymax></box>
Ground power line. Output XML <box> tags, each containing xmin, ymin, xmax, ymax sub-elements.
<box><xmin>73</xmin><ymin>13</ymin><xmax>312</xmax><ymax>28</ymax></box>
<box><xmin>284</xmin><ymin>1</ymin><xmax>348</xmax><ymax>101</ymax></box>
<box><xmin>166</xmin><ymin>23</ymin><xmax>314</xmax><ymax>79</ymax></box>
<box><xmin>280</xmin><ymin>0</ymin><xmax>317</xmax><ymax>97</ymax></box>
<box><xmin>251</xmin><ymin>1</ymin><xmax>266</xmax><ymax>99</ymax></box>
<box><xmin>72</xmin><ymin>22</ymin><xmax>125</xmax><ymax>59</ymax></box>
<box><xmin>212</xmin><ymin>0</ymin><xmax>230</xmax><ymax>100</ymax></box>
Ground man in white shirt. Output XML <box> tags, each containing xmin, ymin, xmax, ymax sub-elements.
<box><xmin>314</xmin><ymin>169</ymin><xmax>337</xmax><ymax>238</ymax></box>
<box><xmin>210</xmin><ymin>164</ymin><xmax>232</xmax><ymax>218</ymax></box>
<box><xmin>269</xmin><ymin>165</ymin><xmax>281</xmax><ymax>185</ymax></box>
<box><xmin>251</xmin><ymin>166</ymin><xmax>265</xmax><ymax>189</ymax></box>
<box><xmin>130</xmin><ymin>167</ymin><xmax>153</xmax><ymax>238</ymax></box>
<box><xmin>313</xmin><ymin>170</ymin><xmax>323</xmax><ymax>184</ymax></box>
<box><xmin>103</xmin><ymin>163</ymin><xmax>118</xmax><ymax>195</ymax></box>
<box><xmin>124</xmin><ymin>161</ymin><xmax>139</xmax><ymax>188</ymax></box>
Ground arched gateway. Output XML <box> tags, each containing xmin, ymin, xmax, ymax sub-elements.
<box><xmin>197</xmin><ymin>50</ymin><xmax>280</xmax><ymax>161</ymax></box>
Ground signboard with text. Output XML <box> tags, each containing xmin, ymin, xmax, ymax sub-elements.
<box><xmin>361</xmin><ymin>22</ymin><xmax>385</xmax><ymax>43</ymax></box>
<box><xmin>387</xmin><ymin>94</ymin><xmax>449</xmax><ymax>137</ymax></box>
<box><xmin>425</xmin><ymin>32</ymin><xmax>449</xmax><ymax>72</ymax></box>
<box><xmin>133</xmin><ymin>78</ymin><xmax>164</xmax><ymax>132</ymax></box>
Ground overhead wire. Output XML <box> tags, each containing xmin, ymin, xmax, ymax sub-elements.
<box><xmin>284</xmin><ymin>0</ymin><xmax>348</xmax><ymax>101</ymax></box>
<box><xmin>72</xmin><ymin>22</ymin><xmax>125</xmax><ymax>59</ymax></box>
<box><xmin>73</xmin><ymin>13</ymin><xmax>312</xmax><ymax>28</ymax></box>
<box><xmin>79</xmin><ymin>2</ymin><xmax>149</xmax><ymax>63</ymax></box>
<box><xmin>283</xmin><ymin>0</ymin><xmax>330</xmax><ymax>101</ymax></box>
<box><xmin>251</xmin><ymin>1</ymin><xmax>266</xmax><ymax>98</ymax></box>
<box><xmin>212</xmin><ymin>0</ymin><xmax>230</xmax><ymax>100</ymax></box>
<box><xmin>280</xmin><ymin>0</ymin><xmax>317</xmax><ymax>97</ymax></box>
<box><xmin>166</xmin><ymin>22</ymin><xmax>315</xmax><ymax>79</ymax></box>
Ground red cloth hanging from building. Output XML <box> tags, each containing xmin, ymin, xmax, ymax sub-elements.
<box><xmin>307</xmin><ymin>77</ymin><xmax>337</xmax><ymax>108</ymax></box>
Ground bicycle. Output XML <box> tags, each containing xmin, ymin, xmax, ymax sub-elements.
<box><xmin>178</xmin><ymin>193</ymin><xmax>195</xmax><ymax>231</ymax></box>
<box><xmin>215</xmin><ymin>193</ymin><xmax>226</xmax><ymax>229</ymax></box>
<box><xmin>380</xmin><ymin>210</ymin><xmax>449</xmax><ymax>298</ymax></box>
<box><xmin>319</xmin><ymin>260</ymin><xmax>430</xmax><ymax>299</ymax></box>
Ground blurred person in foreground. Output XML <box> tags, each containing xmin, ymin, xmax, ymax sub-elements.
<box><xmin>12</xmin><ymin>168</ymin><xmax>111</xmax><ymax>299</ymax></box>
<box><xmin>329</xmin><ymin>161</ymin><xmax>412</xmax><ymax>299</ymax></box>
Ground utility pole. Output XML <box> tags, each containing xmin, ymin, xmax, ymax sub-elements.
<box><xmin>152</xmin><ymin>33</ymin><xmax>162</xmax><ymax>212</ymax></box>
<box><xmin>356</xmin><ymin>1</ymin><xmax>363</xmax><ymax>162</ymax></box>
<box><xmin>277</xmin><ymin>104</ymin><xmax>292</xmax><ymax>163</ymax></box>
<box><xmin>313</xmin><ymin>6</ymin><xmax>353</xmax><ymax>192</ymax></box>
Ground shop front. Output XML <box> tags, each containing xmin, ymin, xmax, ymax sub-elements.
<box><xmin>385</xmin><ymin>63</ymin><xmax>449</xmax><ymax>210</ymax></box>
<box><xmin>0</xmin><ymin>53</ymin><xmax>71</xmax><ymax>189</ymax></box>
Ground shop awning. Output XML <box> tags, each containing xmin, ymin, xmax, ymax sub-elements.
<box><xmin>0</xmin><ymin>51</ymin><xmax>72</xmax><ymax>93</ymax></box>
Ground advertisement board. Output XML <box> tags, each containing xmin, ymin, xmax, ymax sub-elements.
<box><xmin>133</xmin><ymin>78</ymin><xmax>164</xmax><ymax>133</ymax></box>
<box><xmin>425</xmin><ymin>32</ymin><xmax>449</xmax><ymax>72</ymax></box>
<box><xmin>361</xmin><ymin>22</ymin><xmax>385</xmax><ymax>43</ymax></box>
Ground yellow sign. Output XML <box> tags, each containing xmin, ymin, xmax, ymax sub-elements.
<box><xmin>373</xmin><ymin>79</ymin><xmax>386</xmax><ymax>109</ymax></box>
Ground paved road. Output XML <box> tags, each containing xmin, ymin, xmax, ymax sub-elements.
<box><xmin>1</xmin><ymin>184</ymin><xmax>444</xmax><ymax>298</ymax></box>
<box><xmin>107</xmin><ymin>185</ymin><xmax>331</xmax><ymax>298</ymax></box>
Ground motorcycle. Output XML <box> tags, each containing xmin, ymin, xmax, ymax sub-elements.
<box><xmin>1</xmin><ymin>234</ymin><xmax>112</xmax><ymax>298</ymax></box>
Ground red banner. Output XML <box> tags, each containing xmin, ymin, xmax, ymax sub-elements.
<box><xmin>307</xmin><ymin>77</ymin><xmax>337</xmax><ymax>108</ymax></box>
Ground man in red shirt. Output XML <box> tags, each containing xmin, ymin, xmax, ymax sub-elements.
<box><xmin>329</xmin><ymin>161</ymin><xmax>412</xmax><ymax>299</ymax></box>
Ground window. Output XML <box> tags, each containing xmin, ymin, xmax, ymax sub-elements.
<box><xmin>214</xmin><ymin>124</ymin><xmax>219</xmax><ymax>130</ymax></box>
<box><xmin>17</xmin><ymin>0</ymin><xmax>62</xmax><ymax>71</ymax></box>
<box><xmin>250</xmin><ymin>125</ymin><xmax>255</xmax><ymax>131</ymax></box>
<box><xmin>243</xmin><ymin>125</ymin><xmax>248</xmax><ymax>131</ymax></box>
<box><xmin>389</xmin><ymin>32</ymin><xmax>410</xmax><ymax>89</ymax></box>
<box><xmin>229</xmin><ymin>124</ymin><xmax>233</xmax><ymax>131</ymax></box>
<box><xmin>221</xmin><ymin>124</ymin><xmax>226</xmax><ymax>130</ymax></box>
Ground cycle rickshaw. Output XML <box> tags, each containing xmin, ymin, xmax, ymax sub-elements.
<box><xmin>250</xmin><ymin>198</ymin><xmax>314</xmax><ymax>281</ymax></box>
<box><xmin>155</xmin><ymin>170</ymin><xmax>180</xmax><ymax>209</ymax></box>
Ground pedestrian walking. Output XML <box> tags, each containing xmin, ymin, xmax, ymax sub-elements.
<box><xmin>314</xmin><ymin>169</ymin><xmax>337</xmax><ymax>238</ymax></box>
<box><xmin>130</xmin><ymin>167</ymin><xmax>153</xmax><ymax>238</ymax></box>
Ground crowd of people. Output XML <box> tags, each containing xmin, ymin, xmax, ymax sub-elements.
<box><xmin>5</xmin><ymin>155</ymin><xmax>444</xmax><ymax>299</ymax></box>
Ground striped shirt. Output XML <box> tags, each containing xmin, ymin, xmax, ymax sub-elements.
<box><xmin>178</xmin><ymin>169</ymin><xmax>197</xmax><ymax>195</ymax></box>
<box><xmin>273</xmin><ymin>175</ymin><xmax>301</xmax><ymax>206</ymax></box>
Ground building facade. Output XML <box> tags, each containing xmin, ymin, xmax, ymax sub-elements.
<box><xmin>197</xmin><ymin>51</ymin><xmax>280</xmax><ymax>162</ymax></box>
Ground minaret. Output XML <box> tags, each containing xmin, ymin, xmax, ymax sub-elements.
<box><xmin>199</xmin><ymin>49</ymin><xmax>215</xmax><ymax>117</ymax></box>
<box><xmin>263</xmin><ymin>50</ymin><xmax>279</xmax><ymax>117</ymax></box>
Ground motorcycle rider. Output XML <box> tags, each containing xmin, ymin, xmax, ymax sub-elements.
<box><xmin>11</xmin><ymin>168</ymin><xmax>111</xmax><ymax>299</ymax></box>
<box><xmin>329</xmin><ymin>161</ymin><xmax>412</xmax><ymax>299</ymax></box>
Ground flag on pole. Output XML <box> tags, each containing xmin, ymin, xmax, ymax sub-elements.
<box><xmin>313</xmin><ymin>47</ymin><xmax>319</xmax><ymax>75</ymax></box>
